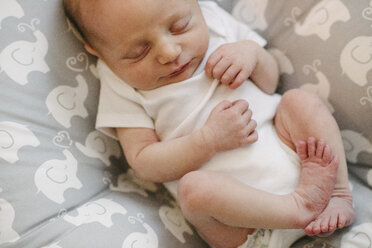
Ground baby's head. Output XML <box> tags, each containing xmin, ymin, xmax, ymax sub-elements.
<box><xmin>64</xmin><ymin>0</ymin><xmax>209</xmax><ymax>90</ymax></box>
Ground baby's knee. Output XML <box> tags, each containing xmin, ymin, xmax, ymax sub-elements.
<box><xmin>281</xmin><ymin>89</ymin><xmax>326</xmax><ymax>114</ymax></box>
<box><xmin>178</xmin><ymin>171</ymin><xmax>211</xmax><ymax>215</ymax></box>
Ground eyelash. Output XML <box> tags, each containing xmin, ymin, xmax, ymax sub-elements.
<box><xmin>127</xmin><ymin>45</ymin><xmax>150</xmax><ymax>61</ymax></box>
<box><xmin>171</xmin><ymin>19</ymin><xmax>190</xmax><ymax>33</ymax></box>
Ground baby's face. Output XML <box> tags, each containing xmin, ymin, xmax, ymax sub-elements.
<box><xmin>87</xmin><ymin>0</ymin><xmax>209</xmax><ymax>90</ymax></box>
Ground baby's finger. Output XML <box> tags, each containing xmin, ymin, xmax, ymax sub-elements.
<box><xmin>244</xmin><ymin>119</ymin><xmax>257</xmax><ymax>134</ymax></box>
<box><xmin>242</xmin><ymin>109</ymin><xmax>253</xmax><ymax>124</ymax></box>
<box><xmin>242</xmin><ymin>130</ymin><xmax>258</xmax><ymax>145</ymax></box>
<box><xmin>212</xmin><ymin>58</ymin><xmax>231</xmax><ymax>80</ymax></box>
<box><xmin>229</xmin><ymin>69</ymin><xmax>250</xmax><ymax>89</ymax></box>
<box><xmin>212</xmin><ymin>100</ymin><xmax>233</xmax><ymax>113</ymax></box>
<box><xmin>205</xmin><ymin>52</ymin><xmax>222</xmax><ymax>77</ymax></box>
<box><xmin>220</xmin><ymin>65</ymin><xmax>240</xmax><ymax>86</ymax></box>
<box><xmin>231</xmin><ymin>99</ymin><xmax>249</xmax><ymax>114</ymax></box>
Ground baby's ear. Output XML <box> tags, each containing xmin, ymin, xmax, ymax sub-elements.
<box><xmin>84</xmin><ymin>44</ymin><xmax>99</xmax><ymax>57</ymax></box>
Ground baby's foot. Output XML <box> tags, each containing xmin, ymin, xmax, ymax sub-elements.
<box><xmin>291</xmin><ymin>137</ymin><xmax>339</xmax><ymax>228</ymax></box>
<box><xmin>305</xmin><ymin>189</ymin><xmax>355</xmax><ymax>237</ymax></box>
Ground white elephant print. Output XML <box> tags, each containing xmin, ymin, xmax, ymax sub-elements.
<box><xmin>75</xmin><ymin>130</ymin><xmax>121</xmax><ymax>166</ymax></box>
<box><xmin>300</xmin><ymin>60</ymin><xmax>334</xmax><ymax>113</ymax></box>
<box><xmin>0</xmin><ymin>121</ymin><xmax>40</xmax><ymax>164</ymax></box>
<box><xmin>341</xmin><ymin>222</ymin><xmax>372</xmax><ymax>248</ymax></box>
<box><xmin>0</xmin><ymin>0</ymin><xmax>24</xmax><ymax>30</ymax></box>
<box><xmin>0</xmin><ymin>19</ymin><xmax>49</xmax><ymax>85</ymax></box>
<box><xmin>46</xmin><ymin>74</ymin><xmax>89</xmax><ymax>128</ymax></box>
<box><xmin>340</xmin><ymin>36</ymin><xmax>372</xmax><ymax>87</ymax></box>
<box><xmin>52</xmin><ymin>131</ymin><xmax>73</xmax><ymax>149</ymax></box>
<box><xmin>232</xmin><ymin>0</ymin><xmax>268</xmax><ymax>31</ymax></box>
<box><xmin>34</xmin><ymin>149</ymin><xmax>82</xmax><ymax>204</ymax></box>
<box><xmin>123</xmin><ymin>213</ymin><xmax>158</xmax><ymax>248</ymax></box>
<box><xmin>159</xmin><ymin>201</ymin><xmax>193</xmax><ymax>243</ymax></box>
<box><xmin>63</xmin><ymin>198</ymin><xmax>127</xmax><ymax>227</ymax></box>
<box><xmin>110</xmin><ymin>169</ymin><xmax>158</xmax><ymax>197</ymax></box>
<box><xmin>285</xmin><ymin>0</ymin><xmax>350</xmax><ymax>40</ymax></box>
<box><xmin>362</xmin><ymin>1</ymin><xmax>372</xmax><ymax>24</ymax></box>
<box><xmin>0</xmin><ymin>198</ymin><xmax>20</xmax><ymax>245</ymax></box>
<box><xmin>360</xmin><ymin>86</ymin><xmax>372</xmax><ymax>107</ymax></box>
<box><xmin>341</xmin><ymin>130</ymin><xmax>372</xmax><ymax>163</ymax></box>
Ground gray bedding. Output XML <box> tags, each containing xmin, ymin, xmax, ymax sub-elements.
<box><xmin>0</xmin><ymin>0</ymin><xmax>371</xmax><ymax>247</ymax></box>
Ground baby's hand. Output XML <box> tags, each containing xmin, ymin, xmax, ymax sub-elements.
<box><xmin>202</xmin><ymin>99</ymin><xmax>258</xmax><ymax>153</ymax></box>
<box><xmin>205</xmin><ymin>40</ymin><xmax>259</xmax><ymax>89</ymax></box>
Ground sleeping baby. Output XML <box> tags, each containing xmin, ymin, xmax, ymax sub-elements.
<box><xmin>63</xmin><ymin>0</ymin><xmax>355</xmax><ymax>247</ymax></box>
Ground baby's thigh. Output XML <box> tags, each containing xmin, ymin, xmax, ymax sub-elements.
<box><xmin>177</xmin><ymin>171</ymin><xmax>255</xmax><ymax>248</ymax></box>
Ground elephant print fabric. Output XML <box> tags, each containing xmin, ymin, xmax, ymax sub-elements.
<box><xmin>0</xmin><ymin>198</ymin><xmax>20</xmax><ymax>245</ymax></box>
<box><xmin>0</xmin><ymin>18</ymin><xmax>49</xmax><ymax>85</ymax></box>
<box><xmin>0</xmin><ymin>0</ymin><xmax>24</xmax><ymax>30</ymax></box>
<box><xmin>1</xmin><ymin>0</ymin><xmax>372</xmax><ymax>248</ymax></box>
<box><xmin>63</xmin><ymin>198</ymin><xmax>128</xmax><ymax>228</ymax></box>
<box><xmin>46</xmin><ymin>74</ymin><xmax>89</xmax><ymax>129</ymax></box>
<box><xmin>34</xmin><ymin>150</ymin><xmax>82</xmax><ymax>204</ymax></box>
<box><xmin>286</xmin><ymin>0</ymin><xmax>350</xmax><ymax>40</ymax></box>
<box><xmin>0</xmin><ymin>121</ymin><xmax>40</xmax><ymax>164</ymax></box>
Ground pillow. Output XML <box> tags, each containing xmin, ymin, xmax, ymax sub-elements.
<box><xmin>0</xmin><ymin>1</ymin><xmax>208</xmax><ymax>247</ymax></box>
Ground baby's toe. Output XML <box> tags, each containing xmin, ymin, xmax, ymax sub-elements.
<box><xmin>307</xmin><ymin>137</ymin><xmax>316</xmax><ymax>157</ymax></box>
<box><xmin>322</xmin><ymin>145</ymin><xmax>332</xmax><ymax>163</ymax></box>
<box><xmin>320</xmin><ymin>218</ymin><xmax>330</xmax><ymax>233</ymax></box>
<box><xmin>328</xmin><ymin>213</ymin><xmax>338</xmax><ymax>232</ymax></box>
<box><xmin>315</xmin><ymin>139</ymin><xmax>325</xmax><ymax>158</ymax></box>
<box><xmin>296</xmin><ymin>140</ymin><xmax>308</xmax><ymax>160</ymax></box>
<box><xmin>311</xmin><ymin>219</ymin><xmax>323</xmax><ymax>235</ymax></box>
<box><xmin>305</xmin><ymin>222</ymin><xmax>315</xmax><ymax>236</ymax></box>
<box><xmin>338</xmin><ymin>215</ymin><xmax>347</xmax><ymax>229</ymax></box>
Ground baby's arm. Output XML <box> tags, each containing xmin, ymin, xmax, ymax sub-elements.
<box><xmin>205</xmin><ymin>40</ymin><xmax>279</xmax><ymax>94</ymax></box>
<box><xmin>117</xmin><ymin>100</ymin><xmax>257</xmax><ymax>183</ymax></box>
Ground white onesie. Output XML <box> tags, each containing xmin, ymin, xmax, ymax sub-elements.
<box><xmin>96</xmin><ymin>2</ymin><xmax>304</xmax><ymax>246</ymax></box>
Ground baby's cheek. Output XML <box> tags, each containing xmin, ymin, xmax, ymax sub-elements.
<box><xmin>187</xmin><ymin>22</ymin><xmax>209</xmax><ymax>57</ymax></box>
<box><xmin>119</xmin><ymin>63</ymin><xmax>154</xmax><ymax>89</ymax></box>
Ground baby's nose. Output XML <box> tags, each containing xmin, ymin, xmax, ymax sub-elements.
<box><xmin>157</xmin><ymin>42</ymin><xmax>182</xmax><ymax>65</ymax></box>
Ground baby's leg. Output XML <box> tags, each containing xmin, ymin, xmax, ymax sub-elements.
<box><xmin>274</xmin><ymin>89</ymin><xmax>355</xmax><ymax>236</ymax></box>
<box><xmin>178</xmin><ymin>150</ymin><xmax>337</xmax><ymax>248</ymax></box>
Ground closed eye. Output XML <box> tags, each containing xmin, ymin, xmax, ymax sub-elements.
<box><xmin>170</xmin><ymin>16</ymin><xmax>191</xmax><ymax>33</ymax></box>
<box><xmin>124</xmin><ymin>44</ymin><xmax>151</xmax><ymax>61</ymax></box>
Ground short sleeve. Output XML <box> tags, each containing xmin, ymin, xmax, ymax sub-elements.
<box><xmin>95</xmin><ymin>60</ymin><xmax>154</xmax><ymax>139</ymax></box>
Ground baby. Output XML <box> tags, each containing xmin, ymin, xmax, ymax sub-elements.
<box><xmin>64</xmin><ymin>0</ymin><xmax>355</xmax><ymax>247</ymax></box>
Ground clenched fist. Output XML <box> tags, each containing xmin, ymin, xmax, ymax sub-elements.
<box><xmin>201</xmin><ymin>99</ymin><xmax>258</xmax><ymax>153</ymax></box>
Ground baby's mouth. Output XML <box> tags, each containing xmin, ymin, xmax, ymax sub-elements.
<box><xmin>166</xmin><ymin>61</ymin><xmax>192</xmax><ymax>78</ymax></box>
